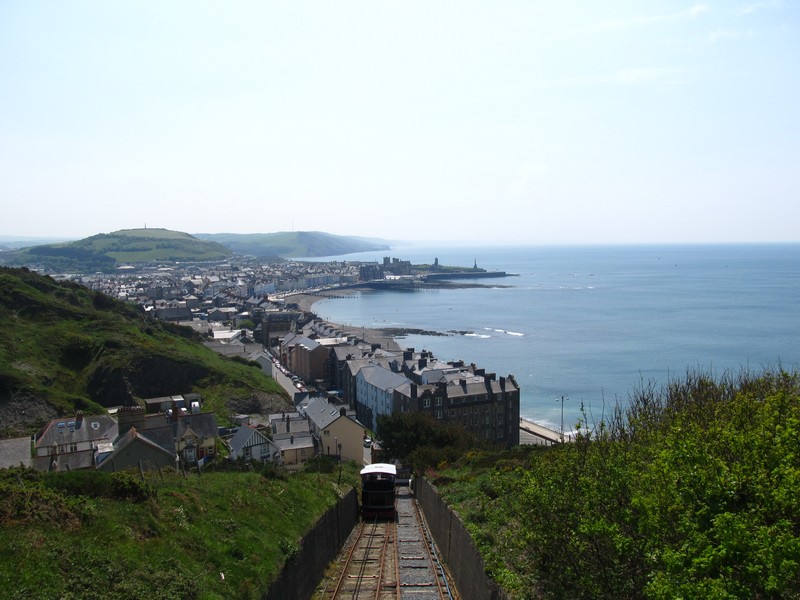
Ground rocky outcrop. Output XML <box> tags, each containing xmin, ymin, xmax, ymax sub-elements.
<box><xmin>86</xmin><ymin>356</ymin><xmax>210</xmax><ymax>407</ymax></box>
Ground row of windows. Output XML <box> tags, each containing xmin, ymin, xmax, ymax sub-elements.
<box><xmin>423</xmin><ymin>395</ymin><xmax>502</xmax><ymax>408</ymax></box>
<box><xmin>49</xmin><ymin>443</ymin><xmax>78</xmax><ymax>454</ymax></box>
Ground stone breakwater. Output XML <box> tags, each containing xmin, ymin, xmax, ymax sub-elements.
<box><xmin>376</xmin><ymin>327</ymin><xmax>475</xmax><ymax>338</ymax></box>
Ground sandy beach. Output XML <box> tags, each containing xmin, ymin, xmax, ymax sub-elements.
<box><xmin>288</xmin><ymin>290</ymin><xmax>402</xmax><ymax>352</ymax></box>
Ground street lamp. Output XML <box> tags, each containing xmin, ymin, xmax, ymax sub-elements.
<box><xmin>559</xmin><ymin>395</ymin><xmax>568</xmax><ymax>443</ymax></box>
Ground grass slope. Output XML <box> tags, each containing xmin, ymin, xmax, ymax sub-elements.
<box><xmin>0</xmin><ymin>228</ymin><xmax>232</xmax><ymax>272</ymax></box>
<box><xmin>0</xmin><ymin>461</ymin><xmax>361</xmax><ymax>599</ymax></box>
<box><xmin>0</xmin><ymin>267</ymin><xmax>289</xmax><ymax>437</ymax></box>
<box><xmin>195</xmin><ymin>231</ymin><xmax>390</xmax><ymax>258</ymax></box>
<box><xmin>427</xmin><ymin>369</ymin><xmax>800</xmax><ymax>599</ymax></box>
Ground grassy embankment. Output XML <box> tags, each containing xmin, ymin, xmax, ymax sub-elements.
<box><xmin>420</xmin><ymin>369</ymin><xmax>800</xmax><ymax>599</ymax></box>
<box><xmin>0</xmin><ymin>460</ymin><xmax>361</xmax><ymax>599</ymax></box>
<box><xmin>0</xmin><ymin>266</ymin><xmax>289</xmax><ymax>437</ymax></box>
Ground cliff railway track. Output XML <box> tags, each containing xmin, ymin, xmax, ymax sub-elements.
<box><xmin>315</xmin><ymin>484</ymin><xmax>457</xmax><ymax>600</ymax></box>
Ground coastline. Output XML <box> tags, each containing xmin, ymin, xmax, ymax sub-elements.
<box><xmin>287</xmin><ymin>289</ymin><xmax>560</xmax><ymax>446</ymax></box>
<box><xmin>289</xmin><ymin>288</ymin><xmax>482</xmax><ymax>339</ymax></box>
<box><xmin>289</xmin><ymin>290</ymin><xmax>402</xmax><ymax>352</ymax></box>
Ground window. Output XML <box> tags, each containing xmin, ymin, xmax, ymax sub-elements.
<box><xmin>435</xmin><ymin>410</ymin><xmax>442</xmax><ymax>419</ymax></box>
<box><xmin>69</xmin><ymin>443</ymin><xmax>78</xmax><ymax>453</ymax></box>
<box><xmin>243</xmin><ymin>446</ymin><xmax>252</xmax><ymax>459</ymax></box>
<box><xmin>435</xmin><ymin>398</ymin><xmax>442</xmax><ymax>406</ymax></box>
<box><xmin>423</xmin><ymin>398</ymin><xmax>431</xmax><ymax>408</ymax></box>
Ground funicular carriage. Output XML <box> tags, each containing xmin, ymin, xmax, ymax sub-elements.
<box><xmin>360</xmin><ymin>463</ymin><xmax>397</xmax><ymax>519</ymax></box>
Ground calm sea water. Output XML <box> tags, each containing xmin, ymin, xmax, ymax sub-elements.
<box><xmin>310</xmin><ymin>244</ymin><xmax>800</xmax><ymax>433</ymax></box>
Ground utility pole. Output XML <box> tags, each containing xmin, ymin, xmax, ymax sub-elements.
<box><xmin>559</xmin><ymin>395</ymin><xmax>567</xmax><ymax>443</ymax></box>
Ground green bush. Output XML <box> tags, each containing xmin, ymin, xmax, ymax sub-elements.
<box><xmin>42</xmin><ymin>469</ymin><xmax>154</xmax><ymax>502</ymax></box>
<box><xmin>435</xmin><ymin>369</ymin><xmax>800</xmax><ymax>599</ymax></box>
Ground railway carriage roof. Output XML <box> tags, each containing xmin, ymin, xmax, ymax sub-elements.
<box><xmin>360</xmin><ymin>463</ymin><xmax>397</xmax><ymax>476</ymax></box>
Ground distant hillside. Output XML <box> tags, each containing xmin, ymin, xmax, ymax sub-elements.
<box><xmin>195</xmin><ymin>231</ymin><xmax>390</xmax><ymax>258</ymax></box>
<box><xmin>0</xmin><ymin>228</ymin><xmax>232</xmax><ymax>273</ymax></box>
<box><xmin>0</xmin><ymin>236</ymin><xmax>75</xmax><ymax>251</ymax></box>
<box><xmin>0</xmin><ymin>267</ymin><xmax>289</xmax><ymax>437</ymax></box>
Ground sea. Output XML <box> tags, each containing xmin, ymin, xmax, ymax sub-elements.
<box><xmin>307</xmin><ymin>244</ymin><xmax>800</xmax><ymax>434</ymax></box>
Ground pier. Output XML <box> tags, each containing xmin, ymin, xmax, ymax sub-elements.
<box><xmin>519</xmin><ymin>418</ymin><xmax>564</xmax><ymax>446</ymax></box>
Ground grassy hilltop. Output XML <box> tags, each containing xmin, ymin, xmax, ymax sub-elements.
<box><xmin>0</xmin><ymin>267</ymin><xmax>289</xmax><ymax>437</ymax></box>
<box><xmin>0</xmin><ymin>228</ymin><xmax>233</xmax><ymax>273</ymax></box>
<box><xmin>194</xmin><ymin>231</ymin><xmax>390</xmax><ymax>258</ymax></box>
<box><xmin>0</xmin><ymin>228</ymin><xmax>392</xmax><ymax>272</ymax></box>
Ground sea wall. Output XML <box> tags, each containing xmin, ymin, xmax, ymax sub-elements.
<box><xmin>265</xmin><ymin>487</ymin><xmax>359</xmax><ymax>600</ymax></box>
<box><xmin>414</xmin><ymin>475</ymin><xmax>510</xmax><ymax>600</ymax></box>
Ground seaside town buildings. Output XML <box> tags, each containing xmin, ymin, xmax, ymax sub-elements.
<box><xmin>40</xmin><ymin>256</ymin><xmax>522</xmax><ymax>454</ymax></box>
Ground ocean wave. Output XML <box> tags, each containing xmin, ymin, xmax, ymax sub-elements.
<box><xmin>465</xmin><ymin>333</ymin><xmax>491</xmax><ymax>338</ymax></box>
<box><xmin>486</xmin><ymin>327</ymin><xmax>524</xmax><ymax>336</ymax></box>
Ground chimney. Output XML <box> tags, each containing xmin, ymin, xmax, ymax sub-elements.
<box><xmin>75</xmin><ymin>410</ymin><xmax>84</xmax><ymax>427</ymax></box>
<box><xmin>290</xmin><ymin>435</ymin><xmax>294</xmax><ymax>444</ymax></box>
<box><xmin>117</xmin><ymin>405</ymin><xmax>145</xmax><ymax>435</ymax></box>
<box><xmin>340</xmin><ymin>407</ymin><xmax>347</xmax><ymax>417</ymax></box>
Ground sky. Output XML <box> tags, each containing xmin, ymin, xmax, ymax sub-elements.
<box><xmin>1</xmin><ymin>1</ymin><xmax>798</xmax><ymax>245</ymax></box>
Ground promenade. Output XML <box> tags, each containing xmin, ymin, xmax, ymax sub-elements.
<box><xmin>519</xmin><ymin>418</ymin><xmax>563</xmax><ymax>446</ymax></box>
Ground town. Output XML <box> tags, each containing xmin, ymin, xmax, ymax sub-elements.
<box><xmin>10</xmin><ymin>254</ymin><xmax>534</xmax><ymax>475</ymax></box>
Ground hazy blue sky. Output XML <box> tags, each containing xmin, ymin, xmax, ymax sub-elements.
<box><xmin>1</xmin><ymin>2</ymin><xmax>798</xmax><ymax>244</ymax></box>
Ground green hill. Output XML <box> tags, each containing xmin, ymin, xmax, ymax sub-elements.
<box><xmin>195</xmin><ymin>231</ymin><xmax>390</xmax><ymax>258</ymax></box>
<box><xmin>0</xmin><ymin>267</ymin><xmax>356</xmax><ymax>598</ymax></box>
<box><xmin>0</xmin><ymin>228</ymin><xmax>232</xmax><ymax>273</ymax></box>
<box><xmin>0</xmin><ymin>267</ymin><xmax>289</xmax><ymax>437</ymax></box>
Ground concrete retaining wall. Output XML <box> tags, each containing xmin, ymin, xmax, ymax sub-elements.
<box><xmin>265</xmin><ymin>487</ymin><xmax>359</xmax><ymax>600</ymax></box>
<box><xmin>414</xmin><ymin>476</ymin><xmax>510</xmax><ymax>600</ymax></box>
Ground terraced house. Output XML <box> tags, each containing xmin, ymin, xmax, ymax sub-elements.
<box><xmin>348</xmin><ymin>349</ymin><xmax>520</xmax><ymax>447</ymax></box>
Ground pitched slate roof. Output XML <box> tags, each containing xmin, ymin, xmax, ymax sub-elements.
<box><xmin>273</xmin><ymin>434</ymin><xmax>315</xmax><ymax>451</ymax></box>
<box><xmin>35</xmin><ymin>414</ymin><xmax>118</xmax><ymax>449</ymax></box>
<box><xmin>229</xmin><ymin>424</ymin><xmax>271</xmax><ymax>454</ymax></box>
<box><xmin>96</xmin><ymin>426</ymin><xmax>176</xmax><ymax>467</ymax></box>
<box><xmin>304</xmin><ymin>397</ymin><xmax>352</xmax><ymax>430</ymax></box>
<box><xmin>358</xmin><ymin>365</ymin><xmax>410</xmax><ymax>392</ymax></box>
<box><xmin>282</xmin><ymin>333</ymin><xmax>321</xmax><ymax>351</ymax></box>
<box><xmin>135</xmin><ymin>412</ymin><xmax>219</xmax><ymax>453</ymax></box>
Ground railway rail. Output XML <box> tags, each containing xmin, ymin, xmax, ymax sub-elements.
<box><xmin>315</xmin><ymin>484</ymin><xmax>457</xmax><ymax>600</ymax></box>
